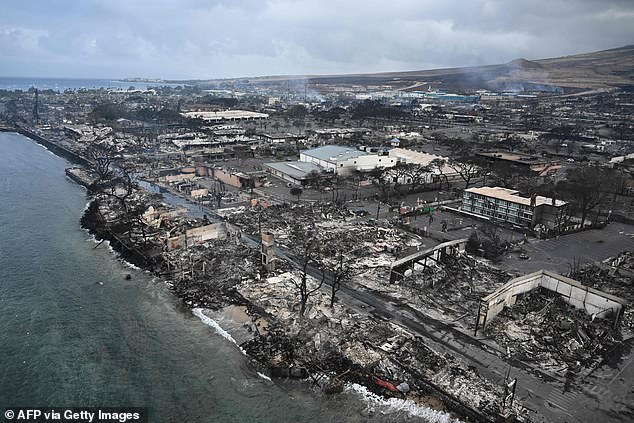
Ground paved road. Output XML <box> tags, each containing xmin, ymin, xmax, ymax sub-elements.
<box><xmin>158</xmin><ymin>185</ymin><xmax>634</xmax><ymax>422</ymax></box>
<box><xmin>502</xmin><ymin>222</ymin><xmax>634</xmax><ymax>274</ymax></box>
<box><xmin>266</xmin><ymin>242</ymin><xmax>624</xmax><ymax>423</ymax></box>
<box><xmin>263</xmin><ymin>227</ymin><xmax>634</xmax><ymax>422</ymax></box>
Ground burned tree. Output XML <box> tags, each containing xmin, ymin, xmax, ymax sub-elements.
<box><xmin>466</xmin><ymin>225</ymin><xmax>510</xmax><ymax>261</ymax></box>
<box><xmin>290</xmin><ymin>187</ymin><xmax>303</xmax><ymax>202</ymax></box>
<box><xmin>321</xmin><ymin>232</ymin><xmax>356</xmax><ymax>308</ymax></box>
<box><xmin>305</xmin><ymin>170</ymin><xmax>322</xmax><ymax>190</ymax></box>
<box><xmin>607</xmin><ymin>169</ymin><xmax>630</xmax><ymax>201</ymax></box>
<box><xmin>88</xmin><ymin>144</ymin><xmax>119</xmax><ymax>181</ymax></box>
<box><xmin>368</xmin><ymin>166</ymin><xmax>390</xmax><ymax>201</ymax></box>
<box><xmin>89</xmin><ymin>163</ymin><xmax>136</xmax><ymax>216</ymax></box>
<box><xmin>403</xmin><ymin>163</ymin><xmax>431</xmax><ymax>193</ymax></box>
<box><xmin>288</xmin><ymin>224</ymin><xmax>324</xmax><ymax>318</ymax></box>
<box><xmin>386</xmin><ymin>162</ymin><xmax>411</xmax><ymax>195</ymax></box>
<box><xmin>329</xmin><ymin>175</ymin><xmax>346</xmax><ymax>205</ymax></box>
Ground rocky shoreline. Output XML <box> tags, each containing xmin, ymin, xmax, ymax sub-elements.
<box><xmin>79</xmin><ymin>192</ymin><xmax>510</xmax><ymax>423</ymax></box>
<box><xmin>11</xmin><ymin>122</ymin><xmax>506</xmax><ymax>422</ymax></box>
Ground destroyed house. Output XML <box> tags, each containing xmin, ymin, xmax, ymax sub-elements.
<box><xmin>476</xmin><ymin>151</ymin><xmax>561</xmax><ymax>176</ymax></box>
<box><xmin>462</xmin><ymin>187</ymin><xmax>567</xmax><ymax>229</ymax></box>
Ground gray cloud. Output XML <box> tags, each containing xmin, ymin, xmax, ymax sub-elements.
<box><xmin>0</xmin><ymin>0</ymin><xmax>632</xmax><ymax>78</ymax></box>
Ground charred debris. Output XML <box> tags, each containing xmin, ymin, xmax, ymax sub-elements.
<box><xmin>78</xmin><ymin>179</ymin><xmax>634</xmax><ymax>423</ymax></box>
<box><xmin>4</xmin><ymin>76</ymin><xmax>633</xmax><ymax>422</ymax></box>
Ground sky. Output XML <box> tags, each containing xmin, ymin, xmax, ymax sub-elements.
<box><xmin>0</xmin><ymin>0</ymin><xmax>633</xmax><ymax>80</ymax></box>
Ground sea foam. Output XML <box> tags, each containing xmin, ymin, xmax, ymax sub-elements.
<box><xmin>192</xmin><ymin>308</ymin><xmax>247</xmax><ymax>355</ymax></box>
<box><xmin>85</xmin><ymin>234</ymin><xmax>141</xmax><ymax>270</ymax></box>
<box><xmin>257</xmin><ymin>372</ymin><xmax>272</xmax><ymax>381</ymax></box>
<box><xmin>345</xmin><ymin>383</ymin><xmax>462</xmax><ymax>423</ymax></box>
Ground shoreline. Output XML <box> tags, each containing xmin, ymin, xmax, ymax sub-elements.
<box><xmin>10</xmin><ymin>128</ymin><xmax>491</xmax><ymax>423</ymax></box>
<box><xmin>190</xmin><ymin>307</ymin><xmax>462</xmax><ymax>423</ymax></box>
<box><xmin>81</xmin><ymin>199</ymin><xmax>464</xmax><ymax>422</ymax></box>
<box><xmin>1</xmin><ymin>125</ymin><xmax>92</xmax><ymax>167</ymax></box>
<box><xmin>79</xmin><ymin>196</ymin><xmax>488</xmax><ymax>423</ymax></box>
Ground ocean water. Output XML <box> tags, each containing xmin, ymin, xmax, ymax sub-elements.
<box><xmin>0</xmin><ymin>77</ymin><xmax>185</xmax><ymax>92</ymax></box>
<box><xmin>0</xmin><ymin>132</ymin><xmax>448</xmax><ymax>422</ymax></box>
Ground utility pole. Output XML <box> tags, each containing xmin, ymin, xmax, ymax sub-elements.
<box><xmin>499</xmin><ymin>366</ymin><xmax>517</xmax><ymax>422</ymax></box>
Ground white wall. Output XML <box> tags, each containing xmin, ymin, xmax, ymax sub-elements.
<box><xmin>478</xmin><ymin>271</ymin><xmax>626</xmax><ymax>328</ymax></box>
<box><xmin>299</xmin><ymin>152</ymin><xmax>336</xmax><ymax>172</ymax></box>
<box><xmin>337</xmin><ymin>154</ymin><xmax>396</xmax><ymax>175</ymax></box>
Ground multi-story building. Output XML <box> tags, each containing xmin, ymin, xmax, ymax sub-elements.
<box><xmin>461</xmin><ymin>187</ymin><xmax>568</xmax><ymax>230</ymax></box>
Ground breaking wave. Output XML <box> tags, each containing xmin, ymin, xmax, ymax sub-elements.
<box><xmin>35</xmin><ymin>142</ymin><xmax>55</xmax><ymax>156</ymax></box>
<box><xmin>257</xmin><ymin>372</ymin><xmax>272</xmax><ymax>381</ymax></box>
<box><xmin>345</xmin><ymin>383</ymin><xmax>462</xmax><ymax>423</ymax></box>
<box><xmin>85</xmin><ymin>233</ymin><xmax>141</xmax><ymax>270</ymax></box>
<box><xmin>192</xmin><ymin>308</ymin><xmax>247</xmax><ymax>355</ymax></box>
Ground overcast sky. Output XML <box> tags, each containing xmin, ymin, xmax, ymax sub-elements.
<box><xmin>1</xmin><ymin>0</ymin><xmax>632</xmax><ymax>79</ymax></box>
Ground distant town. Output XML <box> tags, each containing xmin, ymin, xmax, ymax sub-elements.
<box><xmin>1</xmin><ymin>46</ymin><xmax>633</xmax><ymax>423</ymax></box>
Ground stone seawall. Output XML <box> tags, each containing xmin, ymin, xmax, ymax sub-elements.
<box><xmin>0</xmin><ymin>125</ymin><xmax>92</xmax><ymax>167</ymax></box>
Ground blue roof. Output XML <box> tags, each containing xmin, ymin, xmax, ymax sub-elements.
<box><xmin>301</xmin><ymin>145</ymin><xmax>368</xmax><ymax>163</ymax></box>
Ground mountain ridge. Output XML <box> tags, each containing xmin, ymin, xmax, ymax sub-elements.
<box><xmin>179</xmin><ymin>45</ymin><xmax>634</xmax><ymax>92</ymax></box>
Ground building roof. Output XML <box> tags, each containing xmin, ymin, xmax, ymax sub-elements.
<box><xmin>180</xmin><ymin>110</ymin><xmax>269</xmax><ymax>121</ymax></box>
<box><xmin>465</xmin><ymin>186</ymin><xmax>567</xmax><ymax>207</ymax></box>
<box><xmin>477</xmin><ymin>151</ymin><xmax>549</xmax><ymax>166</ymax></box>
<box><xmin>388</xmin><ymin>148</ymin><xmax>456</xmax><ymax>175</ymax></box>
<box><xmin>264</xmin><ymin>161</ymin><xmax>322</xmax><ymax>180</ymax></box>
<box><xmin>301</xmin><ymin>145</ymin><xmax>368</xmax><ymax>163</ymax></box>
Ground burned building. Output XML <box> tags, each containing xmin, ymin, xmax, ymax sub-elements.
<box><xmin>476</xmin><ymin>151</ymin><xmax>562</xmax><ymax>177</ymax></box>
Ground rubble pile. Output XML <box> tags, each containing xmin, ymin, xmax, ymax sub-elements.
<box><xmin>81</xmin><ymin>190</ymin><xmax>167</xmax><ymax>268</ymax></box>
<box><xmin>386</xmin><ymin>339</ymin><xmax>525</xmax><ymax>418</ymax></box>
<box><xmin>230</xmin><ymin>203</ymin><xmax>414</xmax><ymax>248</ymax></box>
<box><xmin>83</xmin><ymin>181</ymin><xmax>260</xmax><ymax>310</ymax></box>
<box><xmin>239</xmin><ymin>270</ymin><xmax>384</xmax><ymax>378</ymax></box>
<box><xmin>237</xmin><ymin>270</ymin><xmax>523</xmax><ymax>420</ymax></box>
<box><xmin>231</xmin><ymin>202</ymin><xmax>421</xmax><ymax>281</ymax></box>
<box><xmin>228</xmin><ymin>203</ymin><xmax>348</xmax><ymax>235</ymax></box>
<box><xmin>406</xmin><ymin>255</ymin><xmax>507</xmax><ymax>327</ymax></box>
<box><xmin>572</xmin><ymin>251</ymin><xmax>634</xmax><ymax>331</ymax></box>
<box><xmin>360</xmin><ymin>253</ymin><xmax>508</xmax><ymax>329</ymax></box>
<box><xmin>486</xmin><ymin>288</ymin><xmax>625</xmax><ymax>375</ymax></box>
<box><xmin>164</xmin><ymin>239</ymin><xmax>258</xmax><ymax>309</ymax></box>
<box><xmin>83</xmin><ymin>187</ymin><xmax>527</xmax><ymax>421</ymax></box>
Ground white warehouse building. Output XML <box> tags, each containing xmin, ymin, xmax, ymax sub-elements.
<box><xmin>299</xmin><ymin>145</ymin><xmax>396</xmax><ymax>175</ymax></box>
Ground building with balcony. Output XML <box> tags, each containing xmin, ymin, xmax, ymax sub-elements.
<box><xmin>461</xmin><ymin>187</ymin><xmax>568</xmax><ymax>230</ymax></box>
